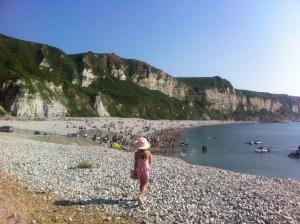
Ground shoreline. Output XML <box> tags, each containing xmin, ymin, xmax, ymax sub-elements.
<box><xmin>1</xmin><ymin>118</ymin><xmax>294</xmax><ymax>180</ymax></box>
<box><xmin>0</xmin><ymin>117</ymin><xmax>247</xmax><ymax>158</ymax></box>
<box><xmin>2</xmin><ymin>118</ymin><xmax>297</xmax><ymax>182</ymax></box>
<box><xmin>1</xmin><ymin>117</ymin><xmax>299</xmax><ymax>223</ymax></box>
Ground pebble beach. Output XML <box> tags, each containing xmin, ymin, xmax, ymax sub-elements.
<box><xmin>0</xmin><ymin>117</ymin><xmax>300</xmax><ymax>223</ymax></box>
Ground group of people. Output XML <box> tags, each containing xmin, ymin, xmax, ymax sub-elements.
<box><xmin>89</xmin><ymin>121</ymin><xmax>185</xmax><ymax>155</ymax></box>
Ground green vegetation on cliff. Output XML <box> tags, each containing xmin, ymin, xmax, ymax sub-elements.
<box><xmin>0</xmin><ymin>34</ymin><xmax>203</xmax><ymax>119</ymax></box>
<box><xmin>0</xmin><ymin>34</ymin><xmax>299</xmax><ymax>121</ymax></box>
<box><xmin>177</xmin><ymin>76</ymin><xmax>233</xmax><ymax>92</ymax></box>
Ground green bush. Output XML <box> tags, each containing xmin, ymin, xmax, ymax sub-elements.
<box><xmin>77</xmin><ymin>161</ymin><xmax>93</xmax><ymax>169</ymax></box>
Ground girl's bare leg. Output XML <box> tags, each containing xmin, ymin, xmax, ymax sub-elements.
<box><xmin>139</xmin><ymin>179</ymin><xmax>149</xmax><ymax>198</ymax></box>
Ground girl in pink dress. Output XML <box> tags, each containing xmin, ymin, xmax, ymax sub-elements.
<box><xmin>133</xmin><ymin>137</ymin><xmax>153</xmax><ymax>205</ymax></box>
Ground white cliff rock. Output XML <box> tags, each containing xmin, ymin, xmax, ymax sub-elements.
<box><xmin>94</xmin><ymin>96</ymin><xmax>110</xmax><ymax>116</ymax></box>
<box><xmin>113</xmin><ymin>69</ymin><xmax>127</xmax><ymax>80</ymax></box>
<box><xmin>44</xmin><ymin>102</ymin><xmax>67</xmax><ymax>117</ymax></box>
<box><xmin>292</xmin><ymin>104</ymin><xmax>299</xmax><ymax>113</ymax></box>
<box><xmin>110</xmin><ymin>64</ymin><xmax>127</xmax><ymax>80</ymax></box>
<box><xmin>249</xmin><ymin>97</ymin><xmax>272</xmax><ymax>112</ymax></box>
<box><xmin>11</xmin><ymin>95</ymin><xmax>68</xmax><ymax>118</ymax></box>
<box><xmin>132</xmin><ymin>68</ymin><xmax>190</xmax><ymax>100</ymax></box>
<box><xmin>270</xmin><ymin>101</ymin><xmax>282</xmax><ymax>112</ymax></box>
<box><xmin>205</xmin><ymin>88</ymin><xmax>239</xmax><ymax>113</ymax></box>
<box><xmin>46</xmin><ymin>82</ymin><xmax>63</xmax><ymax>94</ymax></box>
<box><xmin>72</xmin><ymin>78</ymin><xmax>80</xmax><ymax>85</ymax></box>
<box><xmin>81</xmin><ymin>68</ymin><xmax>97</xmax><ymax>87</ymax></box>
<box><xmin>39</xmin><ymin>58</ymin><xmax>50</xmax><ymax>70</ymax></box>
<box><xmin>204</xmin><ymin>88</ymin><xmax>284</xmax><ymax>114</ymax></box>
<box><xmin>9</xmin><ymin>80</ymin><xmax>68</xmax><ymax>117</ymax></box>
<box><xmin>10</xmin><ymin>90</ymin><xmax>45</xmax><ymax>117</ymax></box>
<box><xmin>71</xmin><ymin>71</ymin><xmax>80</xmax><ymax>85</ymax></box>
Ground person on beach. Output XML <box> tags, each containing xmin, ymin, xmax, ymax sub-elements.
<box><xmin>133</xmin><ymin>137</ymin><xmax>153</xmax><ymax>205</ymax></box>
<box><xmin>202</xmin><ymin>145</ymin><xmax>207</xmax><ymax>153</ymax></box>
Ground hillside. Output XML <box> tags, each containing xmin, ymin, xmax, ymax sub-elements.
<box><xmin>0</xmin><ymin>33</ymin><xmax>300</xmax><ymax>121</ymax></box>
<box><xmin>0</xmin><ymin>34</ymin><xmax>201</xmax><ymax>119</ymax></box>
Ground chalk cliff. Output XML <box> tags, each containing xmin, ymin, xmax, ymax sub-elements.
<box><xmin>204</xmin><ymin>88</ymin><xmax>289</xmax><ymax>114</ymax></box>
<box><xmin>0</xmin><ymin>33</ymin><xmax>299</xmax><ymax>121</ymax></box>
<box><xmin>3</xmin><ymin>80</ymin><xmax>68</xmax><ymax>117</ymax></box>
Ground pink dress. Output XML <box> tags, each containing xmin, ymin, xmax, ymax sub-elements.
<box><xmin>136</xmin><ymin>159</ymin><xmax>151</xmax><ymax>181</ymax></box>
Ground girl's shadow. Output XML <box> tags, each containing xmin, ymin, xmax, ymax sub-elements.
<box><xmin>54</xmin><ymin>198</ymin><xmax>138</xmax><ymax>209</ymax></box>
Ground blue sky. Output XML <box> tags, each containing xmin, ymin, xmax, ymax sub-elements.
<box><xmin>1</xmin><ymin>0</ymin><xmax>300</xmax><ymax>96</ymax></box>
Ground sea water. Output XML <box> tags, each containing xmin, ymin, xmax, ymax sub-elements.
<box><xmin>183</xmin><ymin>122</ymin><xmax>300</xmax><ymax>181</ymax></box>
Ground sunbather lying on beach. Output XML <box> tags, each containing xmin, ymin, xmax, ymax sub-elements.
<box><xmin>133</xmin><ymin>137</ymin><xmax>153</xmax><ymax>205</ymax></box>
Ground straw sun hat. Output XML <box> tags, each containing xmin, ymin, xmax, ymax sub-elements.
<box><xmin>134</xmin><ymin>137</ymin><xmax>151</xmax><ymax>150</ymax></box>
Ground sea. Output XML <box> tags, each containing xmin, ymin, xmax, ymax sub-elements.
<box><xmin>183</xmin><ymin>122</ymin><xmax>300</xmax><ymax>181</ymax></box>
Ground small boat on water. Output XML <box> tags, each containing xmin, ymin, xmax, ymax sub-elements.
<box><xmin>247</xmin><ymin>140</ymin><xmax>254</xmax><ymax>145</ymax></box>
<box><xmin>247</xmin><ymin>140</ymin><xmax>262</xmax><ymax>145</ymax></box>
<box><xmin>288</xmin><ymin>146</ymin><xmax>300</xmax><ymax>158</ymax></box>
<box><xmin>254</xmin><ymin>146</ymin><xmax>270</xmax><ymax>153</ymax></box>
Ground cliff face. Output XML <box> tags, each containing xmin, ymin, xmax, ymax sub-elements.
<box><xmin>130</xmin><ymin>67</ymin><xmax>191</xmax><ymax>100</ymax></box>
<box><xmin>3</xmin><ymin>80</ymin><xmax>68</xmax><ymax>117</ymax></box>
<box><xmin>69</xmin><ymin>53</ymin><xmax>193</xmax><ymax>101</ymax></box>
<box><xmin>204</xmin><ymin>88</ymin><xmax>300</xmax><ymax>116</ymax></box>
<box><xmin>0</xmin><ymin>34</ymin><xmax>197</xmax><ymax>119</ymax></box>
<box><xmin>93</xmin><ymin>95</ymin><xmax>110</xmax><ymax>116</ymax></box>
<box><xmin>0</xmin><ymin>33</ymin><xmax>299</xmax><ymax>121</ymax></box>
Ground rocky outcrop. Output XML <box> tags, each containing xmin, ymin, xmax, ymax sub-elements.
<box><xmin>39</xmin><ymin>58</ymin><xmax>54</xmax><ymax>72</ymax></box>
<box><xmin>11</xmin><ymin>95</ymin><xmax>67</xmax><ymax>118</ymax></box>
<box><xmin>110</xmin><ymin>64</ymin><xmax>127</xmax><ymax>80</ymax></box>
<box><xmin>44</xmin><ymin>102</ymin><xmax>68</xmax><ymax>117</ymax></box>
<box><xmin>205</xmin><ymin>88</ymin><xmax>239</xmax><ymax>112</ymax></box>
<box><xmin>39</xmin><ymin>58</ymin><xmax>50</xmax><ymax>69</ymax></box>
<box><xmin>81</xmin><ymin>68</ymin><xmax>97</xmax><ymax>87</ymax></box>
<box><xmin>93</xmin><ymin>96</ymin><xmax>110</xmax><ymax>116</ymax></box>
<box><xmin>10</xmin><ymin>90</ymin><xmax>45</xmax><ymax>117</ymax></box>
<box><xmin>131</xmin><ymin>67</ymin><xmax>191</xmax><ymax>100</ymax></box>
<box><xmin>6</xmin><ymin>80</ymin><xmax>68</xmax><ymax>117</ymax></box>
<box><xmin>292</xmin><ymin>105</ymin><xmax>299</xmax><ymax>113</ymax></box>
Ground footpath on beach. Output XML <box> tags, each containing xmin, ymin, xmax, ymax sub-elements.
<box><xmin>0</xmin><ymin>118</ymin><xmax>300</xmax><ymax>224</ymax></box>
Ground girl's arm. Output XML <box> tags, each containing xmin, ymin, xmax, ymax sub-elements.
<box><xmin>134</xmin><ymin>152</ymin><xmax>138</xmax><ymax>170</ymax></box>
<box><xmin>149</xmin><ymin>152</ymin><xmax>153</xmax><ymax>165</ymax></box>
